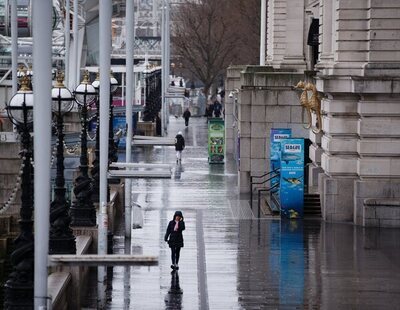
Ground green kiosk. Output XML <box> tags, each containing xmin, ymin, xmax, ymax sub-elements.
<box><xmin>208</xmin><ymin>118</ymin><xmax>225</xmax><ymax>164</ymax></box>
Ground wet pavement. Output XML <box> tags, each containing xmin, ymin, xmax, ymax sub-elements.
<box><xmin>90</xmin><ymin>117</ymin><xmax>400</xmax><ymax>309</ymax></box>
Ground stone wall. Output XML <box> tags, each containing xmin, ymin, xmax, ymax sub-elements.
<box><xmin>235</xmin><ymin>66</ymin><xmax>308</xmax><ymax>193</ymax></box>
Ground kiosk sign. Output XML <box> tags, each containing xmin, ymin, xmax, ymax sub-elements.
<box><xmin>279</xmin><ymin>138</ymin><xmax>304</xmax><ymax>219</ymax></box>
<box><xmin>270</xmin><ymin>128</ymin><xmax>292</xmax><ymax>190</ymax></box>
<box><xmin>208</xmin><ymin>119</ymin><xmax>225</xmax><ymax>164</ymax></box>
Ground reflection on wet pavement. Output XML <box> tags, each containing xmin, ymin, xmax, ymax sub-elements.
<box><xmin>99</xmin><ymin>117</ymin><xmax>400</xmax><ymax>309</ymax></box>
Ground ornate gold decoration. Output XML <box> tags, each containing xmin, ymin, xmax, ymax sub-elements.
<box><xmin>19</xmin><ymin>69</ymin><xmax>31</xmax><ymax>91</ymax></box>
<box><xmin>305</xmin><ymin>82</ymin><xmax>322</xmax><ymax>134</ymax></box>
<box><xmin>80</xmin><ymin>70</ymin><xmax>90</xmax><ymax>84</ymax></box>
<box><xmin>294</xmin><ymin>81</ymin><xmax>311</xmax><ymax>129</ymax></box>
<box><xmin>55</xmin><ymin>71</ymin><xmax>65</xmax><ymax>87</ymax></box>
<box><xmin>295</xmin><ymin>81</ymin><xmax>322</xmax><ymax>133</ymax></box>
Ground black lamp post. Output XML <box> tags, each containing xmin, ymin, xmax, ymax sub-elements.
<box><xmin>91</xmin><ymin>71</ymin><xmax>100</xmax><ymax>202</ymax></box>
<box><xmin>70</xmin><ymin>70</ymin><xmax>97</xmax><ymax>227</ymax></box>
<box><xmin>108</xmin><ymin>71</ymin><xmax>119</xmax><ymax>164</ymax></box>
<box><xmin>4</xmin><ymin>75</ymin><xmax>34</xmax><ymax>309</ymax></box>
<box><xmin>49</xmin><ymin>71</ymin><xmax>76</xmax><ymax>254</ymax></box>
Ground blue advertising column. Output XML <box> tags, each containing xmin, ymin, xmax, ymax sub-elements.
<box><xmin>270</xmin><ymin>129</ymin><xmax>292</xmax><ymax>190</ymax></box>
<box><xmin>280</xmin><ymin>138</ymin><xmax>304</xmax><ymax>218</ymax></box>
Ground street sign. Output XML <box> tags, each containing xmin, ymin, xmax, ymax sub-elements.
<box><xmin>208</xmin><ymin>118</ymin><xmax>225</xmax><ymax>164</ymax></box>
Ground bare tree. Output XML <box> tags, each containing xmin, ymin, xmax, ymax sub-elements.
<box><xmin>172</xmin><ymin>0</ymin><xmax>262</xmax><ymax>94</ymax></box>
<box><xmin>172</xmin><ymin>0</ymin><xmax>239</xmax><ymax>96</ymax></box>
<box><xmin>229</xmin><ymin>0</ymin><xmax>261</xmax><ymax>65</ymax></box>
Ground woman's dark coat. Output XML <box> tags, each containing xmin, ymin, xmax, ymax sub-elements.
<box><xmin>183</xmin><ymin>110</ymin><xmax>191</xmax><ymax>120</ymax></box>
<box><xmin>175</xmin><ymin>134</ymin><xmax>185</xmax><ymax>151</ymax></box>
<box><xmin>164</xmin><ymin>220</ymin><xmax>185</xmax><ymax>248</ymax></box>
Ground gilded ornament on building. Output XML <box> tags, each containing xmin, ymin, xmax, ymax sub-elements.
<box><xmin>295</xmin><ymin>81</ymin><xmax>322</xmax><ymax>133</ymax></box>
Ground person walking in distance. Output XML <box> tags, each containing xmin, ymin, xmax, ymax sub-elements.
<box><xmin>175</xmin><ymin>131</ymin><xmax>185</xmax><ymax>163</ymax></box>
<box><xmin>164</xmin><ymin>211</ymin><xmax>185</xmax><ymax>270</ymax></box>
<box><xmin>183</xmin><ymin>108</ymin><xmax>191</xmax><ymax>126</ymax></box>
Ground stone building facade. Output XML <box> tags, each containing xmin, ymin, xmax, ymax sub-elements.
<box><xmin>226</xmin><ymin>0</ymin><xmax>400</xmax><ymax>226</ymax></box>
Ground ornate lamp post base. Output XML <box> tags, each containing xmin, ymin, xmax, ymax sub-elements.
<box><xmin>4</xmin><ymin>281</ymin><xmax>34</xmax><ymax>310</ymax></box>
<box><xmin>91</xmin><ymin>157</ymin><xmax>100</xmax><ymax>203</ymax></box>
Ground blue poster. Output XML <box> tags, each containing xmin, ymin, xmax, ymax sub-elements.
<box><xmin>270</xmin><ymin>129</ymin><xmax>292</xmax><ymax>191</ymax></box>
<box><xmin>279</xmin><ymin>138</ymin><xmax>304</xmax><ymax>218</ymax></box>
<box><xmin>112</xmin><ymin>114</ymin><xmax>137</xmax><ymax>148</ymax></box>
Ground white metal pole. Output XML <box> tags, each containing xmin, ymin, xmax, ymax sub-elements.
<box><xmin>33</xmin><ymin>0</ymin><xmax>53</xmax><ymax>308</ymax></box>
<box><xmin>161</xmin><ymin>0</ymin><xmax>166</xmax><ymax>136</ymax></box>
<box><xmin>11</xmin><ymin>0</ymin><xmax>18</xmax><ymax>94</ymax></box>
<box><xmin>165</xmin><ymin>0</ymin><xmax>170</xmax><ymax>126</ymax></box>
<box><xmin>125</xmin><ymin>0</ymin><xmax>135</xmax><ymax>238</ymax></box>
<box><xmin>98</xmin><ymin>0</ymin><xmax>112</xmax><ymax>307</ymax></box>
<box><xmin>73</xmin><ymin>0</ymin><xmax>79</xmax><ymax>87</ymax></box>
<box><xmin>260</xmin><ymin>0</ymin><xmax>266</xmax><ymax>66</ymax></box>
<box><xmin>65</xmin><ymin>0</ymin><xmax>70</xmax><ymax>87</ymax></box>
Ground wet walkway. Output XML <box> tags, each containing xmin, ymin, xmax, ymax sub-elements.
<box><xmin>102</xmin><ymin>117</ymin><xmax>400</xmax><ymax>309</ymax></box>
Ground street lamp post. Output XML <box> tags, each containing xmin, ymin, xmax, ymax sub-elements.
<box><xmin>91</xmin><ymin>71</ymin><xmax>101</xmax><ymax>203</ymax></box>
<box><xmin>70</xmin><ymin>70</ymin><xmax>97</xmax><ymax>227</ymax></box>
<box><xmin>4</xmin><ymin>75</ymin><xmax>34</xmax><ymax>309</ymax></box>
<box><xmin>49</xmin><ymin>71</ymin><xmax>76</xmax><ymax>254</ymax></box>
<box><xmin>108</xmin><ymin>71</ymin><xmax>118</xmax><ymax>165</ymax></box>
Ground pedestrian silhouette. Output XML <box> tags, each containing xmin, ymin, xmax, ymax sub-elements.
<box><xmin>164</xmin><ymin>211</ymin><xmax>185</xmax><ymax>270</ymax></box>
<box><xmin>174</xmin><ymin>132</ymin><xmax>185</xmax><ymax>163</ymax></box>
<box><xmin>183</xmin><ymin>108</ymin><xmax>191</xmax><ymax>126</ymax></box>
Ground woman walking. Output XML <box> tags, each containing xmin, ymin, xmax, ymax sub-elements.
<box><xmin>174</xmin><ymin>131</ymin><xmax>185</xmax><ymax>163</ymax></box>
<box><xmin>164</xmin><ymin>211</ymin><xmax>185</xmax><ymax>270</ymax></box>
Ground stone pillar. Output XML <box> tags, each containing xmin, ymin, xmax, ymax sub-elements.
<box><xmin>225</xmin><ymin>66</ymin><xmax>244</xmax><ymax>156</ymax></box>
<box><xmin>353</xmin><ymin>84</ymin><xmax>400</xmax><ymax>225</ymax></box>
<box><xmin>329</xmin><ymin>0</ymin><xmax>369</xmax><ymax>76</ymax></box>
<box><xmin>280</xmin><ymin>0</ymin><xmax>306</xmax><ymax>70</ymax></box>
<box><xmin>238</xmin><ymin>88</ymin><xmax>252</xmax><ymax>193</ymax></box>
<box><xmin>266</xmin><ymin>0</ymin><xmax>286</xmax><ymax>67</ymax></box>
<box><xmin>317</xmin><ymin>0</ymin><xmax>334</xmax><ymax>66</ymax></box>
<box><xmin>316</xmin><ymin>77</ymin><xmax>360</xmax><ymax>222</ymax></box>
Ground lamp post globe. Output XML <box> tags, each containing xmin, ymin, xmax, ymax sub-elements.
<box><xmin>4</xmin><ymin>75</ymin><xmax>34</xmax><ymax>309</ymax></box>
<box><xmin>70</xmin><ymin>70</ymin><xmax>97</xmax><ymax>227</ymax></box>
<box><xmin>49</xmin><ymin>71</ymin><xmax>76</xmax><ymax>254</ymax></box>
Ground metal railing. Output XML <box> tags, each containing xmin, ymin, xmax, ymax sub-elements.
<box><xmin>250</xmin><ymin>168</ymin><xmax>280</xmax><ymax>217</ymax></box>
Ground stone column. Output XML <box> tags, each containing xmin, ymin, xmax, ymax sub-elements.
<box><xmin>316</xmin><ymin>78</ymin><xmax>360</xmax><ymax>222</ymax></box>
<box><xmin>238</xmin><ymin>88</ymin><xmax>252</xmax><ymax>193</ymax></box>
<box><xmin>280</xmin><ymin>0</ymin><xmax>306</xmax><ymax>70</ymax></box>
<box><xmin>266</xmin><ymin>0</ymin><xmax>287</xmax><ymax>67</ymax></box>
<box><xmin>317</xmin><ymin>0</ymin><xmax>334</xmax><ymax>66</ymax></box>
<box><xmin>329</xmin><ymin>0</ymin><xmax>369</xmax><ymax>76</ymax></box>
<box><xmin>225</xmin><ymin>66</ymin><xmax>244</xmax><ymax>156</ymax></box>
<box><xmin>353</xmin><ymin>85</ymin><xmax>400</xmax><ymax>225</ymax></box>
